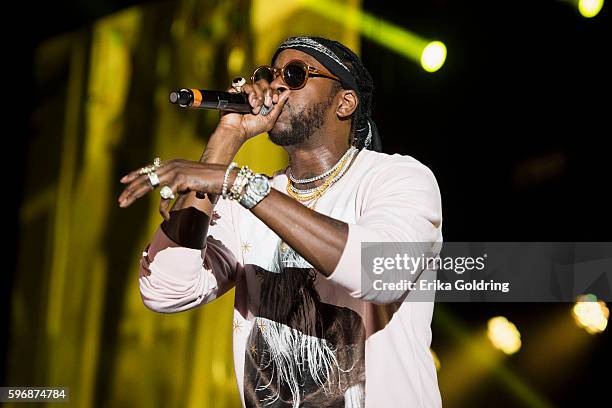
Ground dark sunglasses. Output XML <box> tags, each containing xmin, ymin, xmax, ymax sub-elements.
<box><xmin>251</xmin><ymin>59</ymin><xmax>340</xmax><ymax>90</ymax></box>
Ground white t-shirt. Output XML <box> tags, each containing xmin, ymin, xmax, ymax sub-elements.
<box><xmin>139</xmin><ymin>149</ymin><xmax>443</xmax><ymax>407</ymax></box>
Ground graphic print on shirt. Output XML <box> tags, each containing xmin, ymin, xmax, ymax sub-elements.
<box><xmin>243</xmin><ymin>244</ymin><xmax>366</xmax><ymax>408</ymax></box>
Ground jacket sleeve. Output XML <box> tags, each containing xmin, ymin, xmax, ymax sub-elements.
<box><xmin>138</xmin><ymin>198</ymin><xmax>243</xmax><ymax>313</ymax></box>
<box><xmin>326</xmin><ymin>159</ymin><xmax>443</xmax><ymax>304</ymax></box>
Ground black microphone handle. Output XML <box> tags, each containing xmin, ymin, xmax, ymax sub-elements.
<box><xmin>169</xmin><ymin>88</ymin><xmax>272</xmax><ymax>116</ymax></box>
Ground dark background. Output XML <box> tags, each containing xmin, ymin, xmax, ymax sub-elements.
<box><xmin>6</xmin><ymin>0</ymin><xmax>610</xmax><ymax>406</ymax></box>
<box><xmin>362</xmin><ymin>2</ymin><xmax>610</xmax><ymax>406</ymax></box>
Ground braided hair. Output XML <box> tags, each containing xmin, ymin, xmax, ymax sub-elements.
<box><xmin>324</xmin><ymin>41</ymin><xmax>375</xmax><ymax>150</ymax></box>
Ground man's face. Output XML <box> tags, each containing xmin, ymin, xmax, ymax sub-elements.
<box><xmin>267</xmin><ymin>49</ymin><xmax>338</xmax><ymax>146</ymax></box>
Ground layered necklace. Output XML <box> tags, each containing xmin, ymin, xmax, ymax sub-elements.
<box><xmin>280</xmin><ymin>146</ymin><xmax>359</xmax><ymax>261</ymax></box>
<box><xmin>286</xmin><ymin>146</ymin><xmax>358</xmax><ymax>208</ymax></box>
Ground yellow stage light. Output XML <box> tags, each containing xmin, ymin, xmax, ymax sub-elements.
<box><xmin>578</xmin><ymin>0</ymin><xmax>605</xmax><ymax>18</ymax></box>
<box><xmin>487</xmin><ymin>316</ymin><xmax>522</xmax><ymax>355</ymax></box>
<box><xmin>421</xmin><ymin>41</ymin><xmax>447</xmax><ymax>73</ymax></box>
<box><xmin>298</xmin><ymin>0</ymin><xmax>446</xmax><ymax>73</ymax></box>
<box><xmin>573</xmin><ymin>294</ymin><xmax>609</xmax><ymax>334</ymax></box>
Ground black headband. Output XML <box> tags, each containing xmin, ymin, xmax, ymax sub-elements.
<box><xmin>272</xmin><ymin>36</ymin><xmax>382</xmax><ymax>152</ymax></box>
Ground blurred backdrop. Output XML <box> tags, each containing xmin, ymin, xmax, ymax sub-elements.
<box><xmin>6</xmin><ymin>0</ymin><xmax>611</xmax><ymax>407</ymax></box>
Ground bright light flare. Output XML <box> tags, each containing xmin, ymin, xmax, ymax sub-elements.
<box><xmin>487</xmin><ymin>316</ymin><xmax>522</xmax><ymax>355</ymax></box>
<box><xmin>421</xmin><ymin>41</ymin><xmax>447</xmax><ymax>73</ymax></box>
<box><xmin>578</xmin><ymin>0</ymin><xmax>604</xmax><ymax>18</ymax></box>
<box><xmin>573</xmin><ymin>294</ymin><xmax>608</xmax><ymax>334</ymax></box>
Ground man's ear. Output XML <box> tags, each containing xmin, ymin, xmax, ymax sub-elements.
<box><xmin>336</xmin><ymin>90</ymin><xmax>358</xmax><ymax>119</ymax></box>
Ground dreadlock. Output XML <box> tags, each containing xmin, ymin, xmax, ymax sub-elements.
<box><xmin>326</xmin><ymin>44</ymin><xmax>375</xmax><ymax>149</ymax></box>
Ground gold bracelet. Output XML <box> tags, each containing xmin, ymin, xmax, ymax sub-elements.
<box><xmin>229</xmin><ymin>166</ymin><xmax>253</xmax><ymax>201</ymax></box>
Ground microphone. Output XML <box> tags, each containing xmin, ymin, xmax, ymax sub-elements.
<box><xmin>169</xmin><ymin>88</ymin><xmax>272</xmax><ymax>116</ymax></box>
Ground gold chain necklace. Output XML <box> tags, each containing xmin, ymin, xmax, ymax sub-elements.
<box><xmin>285</xmin><ymin>153</ymin><xmax>350</xmax><ymax>203</ymax></box>
<box><xmin>280</xmin><ymin>150</ymin><xmax>357</xmax><ymax>255</ymax></box>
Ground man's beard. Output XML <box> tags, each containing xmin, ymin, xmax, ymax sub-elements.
<box><xmin>268</xmin><ymin>99</ymin><xmax>331</xmax><ymax>146</ymax></box>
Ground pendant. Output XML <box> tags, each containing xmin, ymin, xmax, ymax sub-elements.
<box><xmin>280</xmin><ymin>240</ymin><xmax>290</xmax><ymax>253</ymax></box>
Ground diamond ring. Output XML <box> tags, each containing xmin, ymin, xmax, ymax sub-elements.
<box><xmin>232</xmin><ymin>77</ymin><xmax>246</xmax><ymax>93</ymax></box>
<box><xmin>139</xmin><ymin>157</ymin><xmax>162</xmax><ymax>175</ymax></box>
<box><xmin>148</xmin><ymin>171</ymin><xmax>160</xmax><ymax>187</ymax></box>
<box><xmin>160</xmin><ymin>185</ymin><xmax>175</xmax><ymax>200</ymax></box>
<box><xmin>139</xmin><ymin>165</ymin><xmax>154</xmax><ymax>175</ymax></box>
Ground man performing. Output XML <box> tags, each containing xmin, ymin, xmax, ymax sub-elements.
<box><xmin>118</xmin><ymin>36</ymin><xmax>443</xmax><ymax>407</ymax></box>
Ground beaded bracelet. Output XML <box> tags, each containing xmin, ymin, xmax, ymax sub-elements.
<box><xmin>229</xmin><ymin>167</ymin><xmax>245</xmax><ymax>200</ymax></box>
<box><xmin>221</xmin><ymin>162</ymin><xmax>238</xmax><ymax>199</ymax></box>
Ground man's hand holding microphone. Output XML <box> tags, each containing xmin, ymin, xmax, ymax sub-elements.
<box><xmin>118</xmin><ymin>76</ymin><xmax>289</xmax><ymax>223</ymax></box>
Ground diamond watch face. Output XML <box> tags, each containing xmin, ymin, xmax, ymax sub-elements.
<box><xmin>251</xmin><ymin>175</ymin><xmax>270</xmax><ymax>195</ymax></box>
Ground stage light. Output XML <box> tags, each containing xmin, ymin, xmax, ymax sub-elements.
<box><xmin>421</xmin><ymin>41</ymin><xmax>447</xmax><ymax>72</ymax></box>
<box><xmin>436</xmin><ymin>307</ymin><xmax>551</xmax><ymax>407</ymax></box>
<box><xmin>487</xmin><ymin>316</ymin><xmax>521</xmax><ymax>355</ymax></box>
<box><xmin>578</xmin><ymin>0</ymin><xmax>605</xmax><ymax>18</ymax></box>
<box><xmin>573</xmin><ymin>294</ymin><xmax>609</xmax><ymax>334</ymax></box>
<box><xmin>298</xmin><ymin>0</ymin><xmax>446</xmax><ymax>73</ymax></box>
